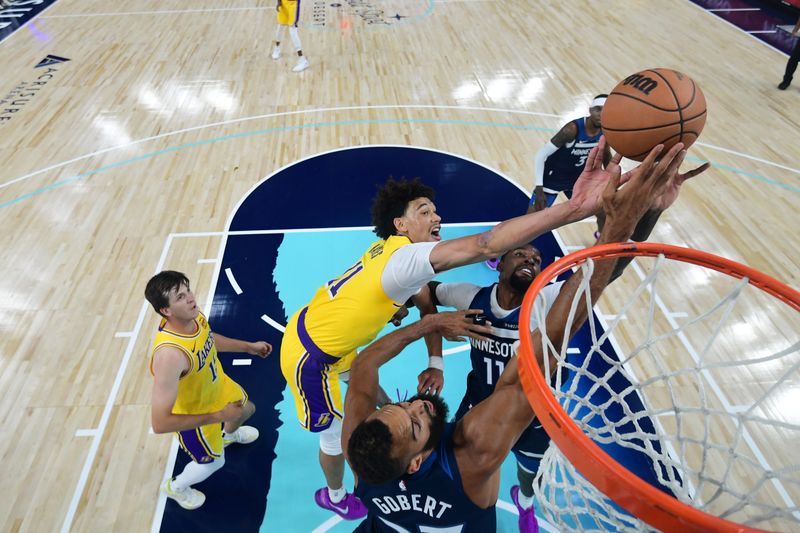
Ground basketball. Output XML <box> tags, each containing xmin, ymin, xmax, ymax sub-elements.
<box><xmin>601</xmin><ymin>68</ymin><xmax>707</xmax><ymax>161</ymax></box>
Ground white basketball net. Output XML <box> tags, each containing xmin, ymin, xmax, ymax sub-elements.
<box><xmin>528</xmin><ymin>254</ymin><xmax>800</xmax><ymax>532</ymax></box>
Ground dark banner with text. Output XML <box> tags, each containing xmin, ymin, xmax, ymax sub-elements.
<box><xmin>0</xmin><ymin>0</ymin><xmax>60</xmax><ymax>43</ymax></box>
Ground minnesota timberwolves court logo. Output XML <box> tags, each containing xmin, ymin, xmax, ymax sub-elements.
<box><xmin>159</xmin><ymin>146</ymin><xmax>657</xmax><ymax>532</ymax></box>
<box><xmin>160</xmin><ymin>146</ymin><xmax>538</xmax><ymax>532</ymax></box>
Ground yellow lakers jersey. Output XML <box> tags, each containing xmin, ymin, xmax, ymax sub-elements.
<box><xmin>303</xmin><ymin>235</ymin><xmax>411</xmax><ymax>356</ymax></box>
<box><xmin>150</xmin><ymin>312</ymin><xmax>229</xmax><ymax>415</ymax></box>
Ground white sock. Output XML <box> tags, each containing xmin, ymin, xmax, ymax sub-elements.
<box><xmin>328</xmin><ymin>486</ymin><xmax>346</xmax><ymax>504</ymax></box>
<box><xmin>171</xmin><ymin>457</ymin><xmax>225</xmax><ymax>491</ymax></box>
<box><xmin>275</xmin><ymin>25</ymin><xmax>286</xmax><ymax>46</ymax></box>
<box><xmin>517</xmin><ymin>489</ymin><xmax>534</xmax><ymax>510</ymax></box>
<box><xmin>223</xmin><ymin>428</ymin><xmax>237</xmax><ymax>439</ymax></box>
<box><xmin>289</xmin><ymin>26</ymin><xmax>303</xmax><ymax>53</ymax></box>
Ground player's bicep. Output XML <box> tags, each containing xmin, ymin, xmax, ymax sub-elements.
<box><xmin>428</xmin><ymin>233</ymin><xmax>489</xmax><ymax>272</ymax></box>
<box><xmin>151</xmin><ymin>348</ymin><xmax>188</xmax><ymax>425</ymax></box>
<box><xmin>341</xmin><ymin>373</ymin><xmax>379</xmax><ymax>463</ymax></box>
<box><xmin>456</xmin><ymin>369</ymin><xmax>533</xmax><ymax>473</ymax></box>
<box><xmin>550</xmin><ymin>122</ymin><xmax>577</xmax><ymax>147</ymax></box>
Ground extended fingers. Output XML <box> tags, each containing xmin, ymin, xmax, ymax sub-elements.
<box><xmin>583</xmin><ymin>144</ymin><xmax>601</xmax><ymax>173</ymax></box>
<box><xmin>602</xmin><ymin>164</ymin><xmax>622</xmax><ymax>201</ymax></box>
<box><xmin>681</xmin><ymin>161</ymin><xmax>711</xmax><ymax>181</ymax></box>
<box><xmin>651</xmin><ymin>143</ymin><xmax>684</xmax><ymax>181</ymax></box>
<box><xmin>607</xmin><ymin>151</ymin><xmax>623</xmax><ymax>171</ymax></box>
<box><xmin>632</xmin><ymin>144</ymin><xmax>664</xmax><ymax>186</ymax></box>
<box><xmin>466</xmin><ymin>323</ymin><xmax>493</xmax><ymax>341</ymax></box>
<box><xmin>660</xmin><ymin>145</ymin><xmax>687</xmax><ymax>182</ymax></box>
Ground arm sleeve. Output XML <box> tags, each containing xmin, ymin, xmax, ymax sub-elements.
<box><xmin>534</xmin><ymin>142</ymin><xmax>559</xmax><ymax>187</ymax></box>
<box><xmin>381</xmin><ymin>242</ymin><xmax>439</xmax><ymax>303</ymax></box>
<box><xmin>434</xmin><ymin>283</ymin><xmax>482</xmax><ymax>310</ymax></box>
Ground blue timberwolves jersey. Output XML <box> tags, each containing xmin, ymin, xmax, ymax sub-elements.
<box><xmin>353</xmin><ymin>423</ymin><xmax>496</xmax><ymax>532</ymax></box>
<box><xmin>434</xmin><ymin>282</ymin><xmax>563</xmax><ymax>415</ymax></box>
<box><xmin>463</xmin><ymin>285</ymin><xmax>521</xmax><ymax>407</ymax></box>
<box><xmin>543</xmin><ymin>117</ymin><xmax>604</xmax><ymax>192</ymax></box>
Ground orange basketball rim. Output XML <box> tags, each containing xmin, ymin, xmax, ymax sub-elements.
<box><xmin>517</xmin><ymin>241</ymin><xmax>800</xmax><ymax>533</ymax></box>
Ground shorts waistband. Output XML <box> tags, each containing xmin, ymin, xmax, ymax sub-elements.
<box><xmin>297</xmin><ymin>307</ymin><xmax>339</xmax><ymax>365</ymax></box>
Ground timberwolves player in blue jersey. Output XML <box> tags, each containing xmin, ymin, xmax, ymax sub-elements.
<box><xmin>339</xmin><ymin>138</ymin><xmax>706</xmax><ymax>532</ymax></box>
<box><xmin>430</xmin><ymin>244</ymin><xmax>560</xmax><ymax>532</ymax></box>
<box><xmin>529</xmin><ymin>95</ymin><xmax>612</xmax><ymax>218</ymax></box>
<box><xmin>486</xmin><ymin>95</ymin><xmax>611</xmax><ymax>271</ymax></box>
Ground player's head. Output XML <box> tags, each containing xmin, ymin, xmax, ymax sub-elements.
<box><xmin>589</xmin><ymin>94</ymin><xmax>608</xmax><ymax>128</ymax></box>
<box><xmin>497</xmin><ymin>244</ymin><xmax>542</xmax><ymax>294</ymax></box>
<box><xmin>371</xmin><ymin>177</ymin><xmax>440</xmax><ymax>243</ymax></box>
<box><xmin>347</xmin><ymin>393</ymin><xmax>449</xmax><ymax>484</ymax></box>
<box><xmin>144</xmin><ymin>270</ymin><xmax>199</xmax><ymax>320</ymax></box>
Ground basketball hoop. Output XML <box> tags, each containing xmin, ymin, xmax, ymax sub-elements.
<box><xmin>518</xmin><ymin>242</ymin><xmax>800</xmax><ymax>533</ymax></box>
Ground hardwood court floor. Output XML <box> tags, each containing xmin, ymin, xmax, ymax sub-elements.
<box><xmin>0</xmin><ymin>0</ymin><xmax>798</xmax><ymax>531</ymax></box>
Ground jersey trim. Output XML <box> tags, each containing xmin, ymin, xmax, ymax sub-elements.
<box><xmin>150</xmin><ymin>342</ymin><xmax>195</xmax><ymax>376</ymax></box>
<box><xmin>158</xmin><ymin>318</ymin><xmax>201</xmax><ymax>339</ymax></box>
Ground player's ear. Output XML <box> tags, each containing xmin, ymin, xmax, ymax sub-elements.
<box><xmin>393</xmin><ymin>215</ymin><xmax>407</xmax><ymax>235</ymax></box>
<box><xmin>406</xmin><ymin>453</ymin><xmax>424</xmax><ymax>475</ymax></box>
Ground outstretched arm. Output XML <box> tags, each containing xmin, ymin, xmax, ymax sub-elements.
<box><xmin>214</xmin><ymin>333</ymin><xmax>272</xmax><ymax>358</ymax></box>
<box><xmin>608</xmin><ymin>158</ymin><xmax>710</xmax><ymax>282</ymax></box>
<box><xmin>454</xmin><ymin>141</ymin><xmax>690</xmax><ymax>508</ymax></box>
<box><xmin>341</xmin><ymin>311</ymin><xmax>491</xmax><ymax>461</ymax></box>
<box><xmin>413</xmin><ymin>284</ymin><xmax>445</xmax><ymax>395</ymax></box>
<box><xmin>429</xmin><ymin>137</ymin><xmax>629</xmax><ymax>272</ymax></box>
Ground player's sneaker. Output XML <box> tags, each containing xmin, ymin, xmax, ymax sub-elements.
<box><xmin>161</xmin><ymin>478</ymin><xmax>205</xmax><ymax>510</ymax></box>
<box><xmin>292</xmin><ymin>56</ymin><xmax>309</xmax><ymax>72</ymax></box>
<box><xmin>223</xmin><ymin>425</ymin><xmax>259</xmax><ymax>447</ymax></box>
<box><xmin>314</xmin><ymin>488</ymin><xmax>368</xmax><ymax>520</ymax></box>
<box><xmin>485</xmin><ymin>257</ymin><xmax>500</xmax><ymax>270</ymax></box>
<box><xmin>271</xmin><ymin>46</ymin><xmax>281</xmax><ymax>60</ymax></box>
<box><xmin>510</xmin><ymin>485</ymin><xmax>539</xmax><ymax>533</ymax></box>
<box><xmin>778</xmin><ymin>80</ymin><xmax>790</xmax><ymax>90</ymax></box>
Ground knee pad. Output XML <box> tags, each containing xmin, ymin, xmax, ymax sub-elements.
<box><xmin>319</xmin><ymin>417</ymin><xmax>343</xmax><ymax>455</ymax></box>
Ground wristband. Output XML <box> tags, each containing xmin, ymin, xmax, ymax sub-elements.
<box><xmin>427</xmin><ymin>355</ymin><xmax>444</xmax><ymax>371</ymax></box>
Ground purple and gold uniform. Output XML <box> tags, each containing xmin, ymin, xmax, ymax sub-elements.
<box><xmin>280</xmin><ymin>235</ymin><xmax>416</xmax><ymax>432</ymax></box>
<box><xmin>276</xmin><ymin>0</ymin><xmax>300</xmax><ymax>26</ymax></box>
<box><xmin>150</xmin><ymin>312</ymin><xmax>247</xmax><ymax>462</ymax></box>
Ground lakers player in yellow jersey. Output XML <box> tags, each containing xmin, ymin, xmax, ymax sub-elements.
<box><xmin>145</xmin><ymin>271</ymin><xmax>272</xmax><ymax>510</ymax></box>
<box><xmin>280</xmin><ymin>138</ymin><xmax>646</xmax><ymax>519</ymax></box>
<box><xmin>271</xmin><ymin>0</ymin><xmax>309</xmax><ymax>72</ymax></box>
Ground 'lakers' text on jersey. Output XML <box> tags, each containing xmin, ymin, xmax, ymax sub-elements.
<box><xmin>150</xmin><ymin>312</ymin><xmax>230</xmax><ymax>415</ymax></box>
<box><xmin>544</xmin><ymin>117</ymin><xmax>604</xmax><ymax>192</ymax></box>
<box><xmin>354</xmin><ymin>424</ymin><xmax>496</xmax><ymax>532</ymax></box>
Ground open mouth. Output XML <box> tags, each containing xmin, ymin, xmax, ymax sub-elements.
<box><xmin>431</xmin><ymin>228</ymin><xmax>441</xmax><ymax>241</ymax></box>
<box><xmin>516</xmin><ymin>267</ymin><xmax>534</xmax><ymax>279</ymax></box>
